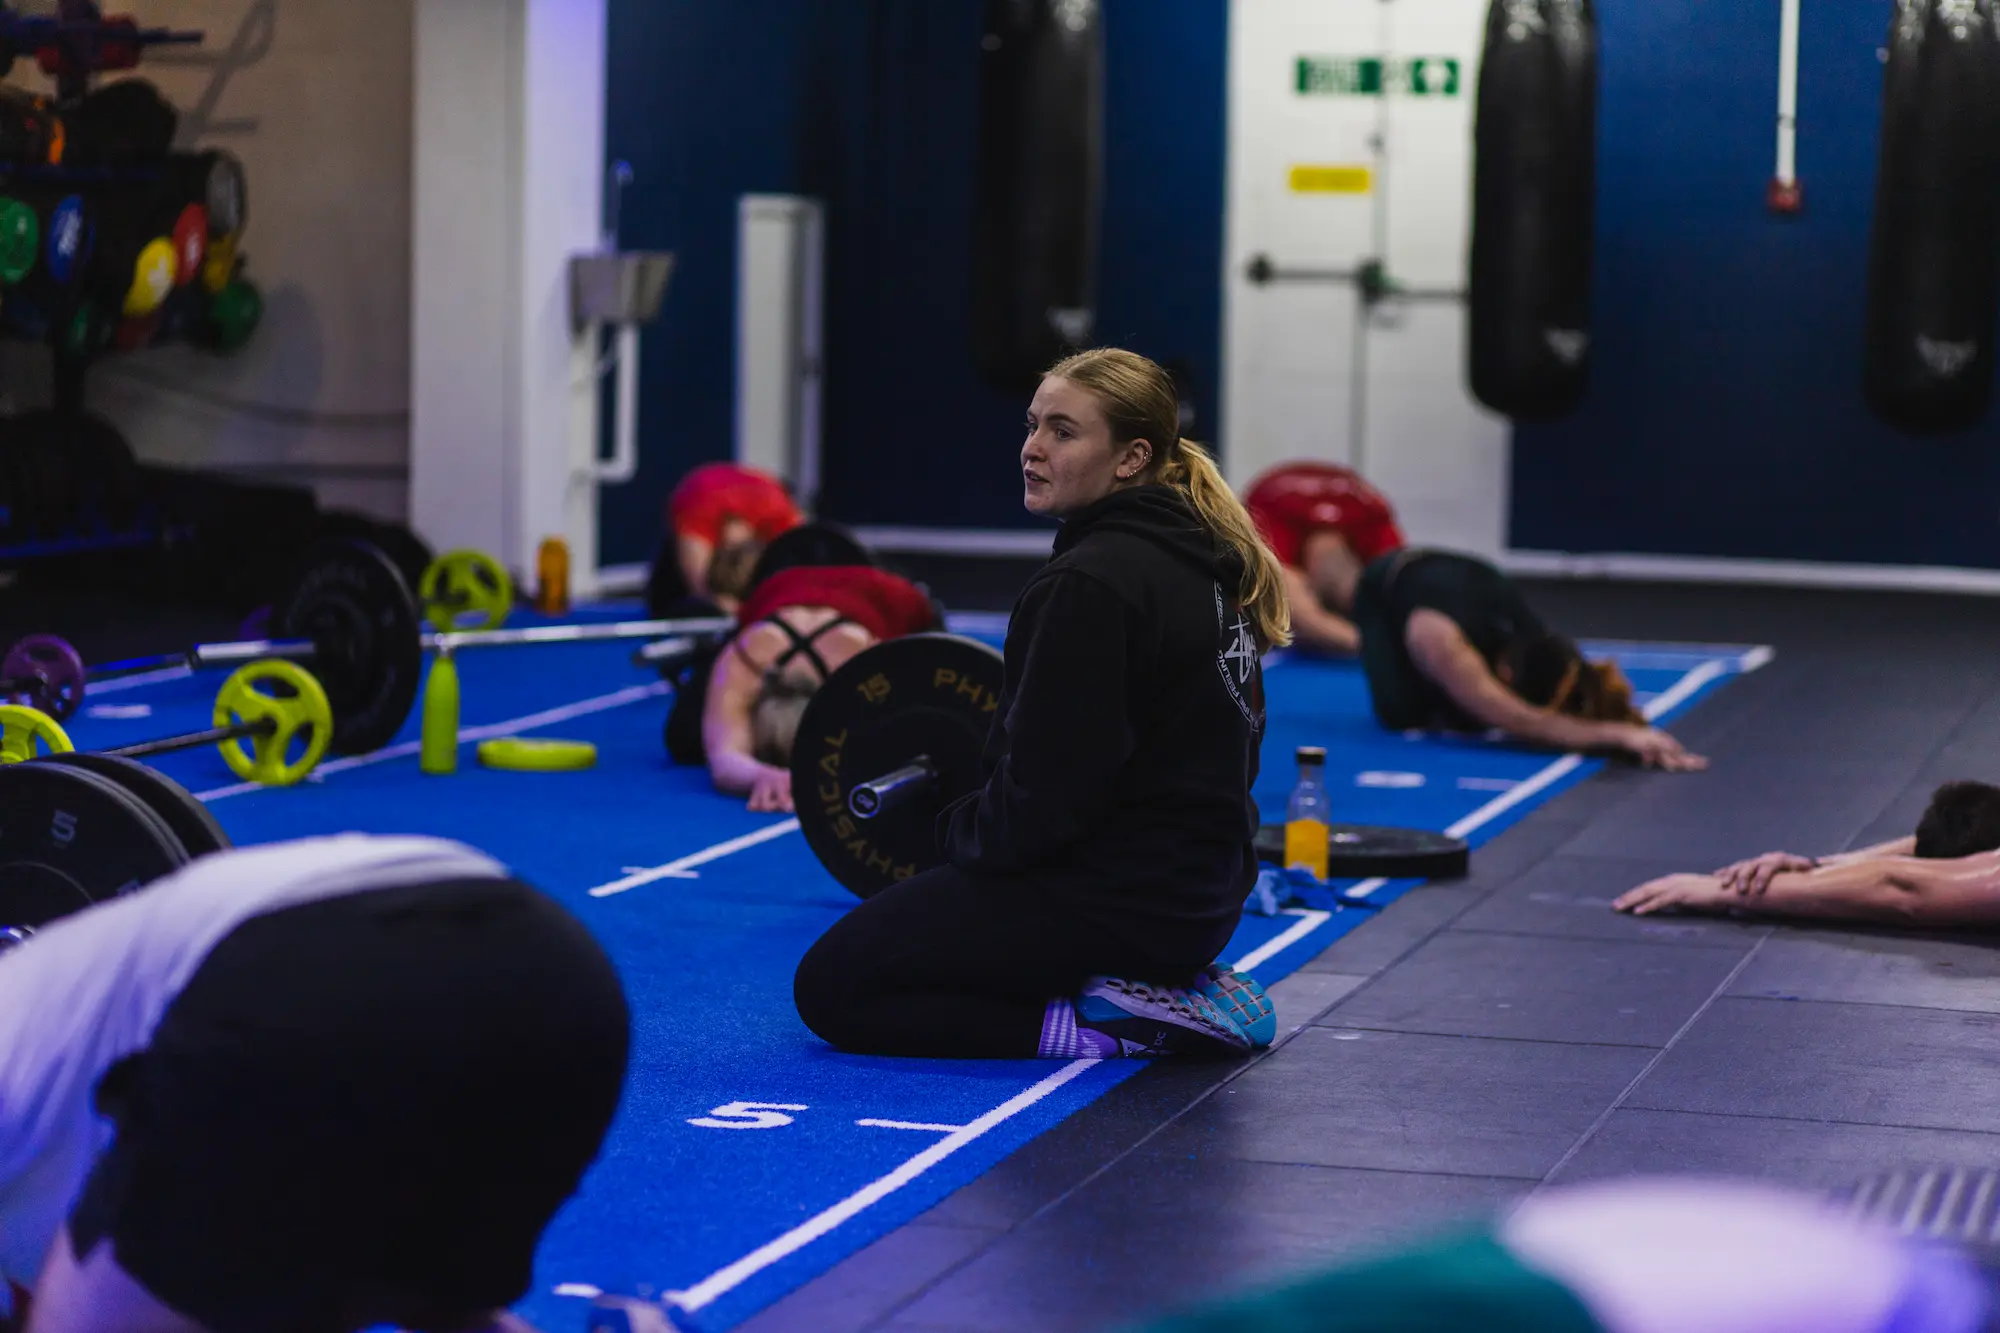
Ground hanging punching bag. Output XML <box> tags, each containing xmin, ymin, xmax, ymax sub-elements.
<box><xmin>1467</xmin><ymin>0</ymin><xmax>1599</xmax><ymax>419</ymax></box>
<box><xmin>972</xmin><ymin>0</ymin><xmax>1103</xmax><ymax>391</ymax></box>
<box><xmin>1862</xmin><ymin>0</ymin><xmax>2000</xmax><ymax>434</ymax></box>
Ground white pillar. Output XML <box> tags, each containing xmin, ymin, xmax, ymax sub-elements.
<box><xmin>411</xmin><ymin>0</ymin><xmax>608</xmax><ymax>590</ymax></box>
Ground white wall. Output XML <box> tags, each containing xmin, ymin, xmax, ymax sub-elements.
<box><xmin>6</xmin><ymin>0</ymin><xmax>418</xmax><ymax>521</ymax></box>
<box><xmin>1223</xmin><ymin>0</ymin><xmax>1509</xmax><ymax>557</ymax></box>
<box><xmin>409</xmin><ymin>0</ymin><xmax>608</xmax><ymax>585</ymax></box>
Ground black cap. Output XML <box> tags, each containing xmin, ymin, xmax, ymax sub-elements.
<box><xmin>1296</xmin><ymin>746</ymin><xmax>1327</xmax><ymax>765</ymax></box>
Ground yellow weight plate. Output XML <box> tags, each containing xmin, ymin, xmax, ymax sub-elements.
<box><xmin>214</xmin><ymin>660</ymin><xmax>332</xmax><ymax>787</ymax></box>
<box><xmin>0</xmin><ymin>704</ymin><xmax>72</xmax><ymax>763</ymax></box>
<box><xmin>477</xmin><ymin>738</ymin><xmax>597</xmax><ymax>772</ymax></box>
<box><xmin>420</xmin><ymin>549</ymin><xmax>514</xmax><ymax>632</ymax></box>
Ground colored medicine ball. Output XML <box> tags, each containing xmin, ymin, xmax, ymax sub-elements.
<box><xmin>0</xmin><ymin>197</ymin><xmax>36</xmax><ymax>284</ymax></box>
<box><xmin>124</xmin><ymin>238</ymin><xmax>176</xmax><ymax>317</ymax></box>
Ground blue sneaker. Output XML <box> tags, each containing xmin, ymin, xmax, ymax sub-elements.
<box><xmin>1195</xmin><ymin>966</ymin><xmax>1276</xmax><ymax>1049</ymax></box>
<box><xmin>1076</xmin><ymin>977</ymin><xmax>1252</xmax><ymax>1057</ymax></box>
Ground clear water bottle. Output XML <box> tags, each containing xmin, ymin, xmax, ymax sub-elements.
<box><xmin>1285</xmin><ymin>745</ymin><xmax>1331</xmax><ymax>880</ymax></box>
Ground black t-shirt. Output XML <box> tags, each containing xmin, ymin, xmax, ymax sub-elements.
<box><xmin>1352</xmin><ymin>549</ymin><xmax>1546</xmax><ymax>731</ymax></box>
<box><xmin>941</xmin><ymin>486</ymin><xmax>1263</xmax><ymax>969</ymax></box>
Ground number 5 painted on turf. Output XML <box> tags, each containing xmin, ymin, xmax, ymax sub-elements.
<box><xmin>687</xmin><ymin>1101</ymin><xmax>809</xmax><ymax>1130</ymax></box>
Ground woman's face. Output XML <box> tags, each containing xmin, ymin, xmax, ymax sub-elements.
<box><xmin>1021</xmin><ymin>376</ymin><xmax>1151</xmax><ymax>519</ymax></box>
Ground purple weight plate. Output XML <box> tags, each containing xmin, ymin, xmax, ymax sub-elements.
<box><xmin>2</xmin><ymin>634</ymin><xmax>85</xmax><ymax>722</ymax></box>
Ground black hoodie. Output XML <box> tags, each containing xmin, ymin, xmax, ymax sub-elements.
<box><xmin>941</xmin><ymin>486</ymin><xmax>1266</xmax><ymax>966</ymax></box>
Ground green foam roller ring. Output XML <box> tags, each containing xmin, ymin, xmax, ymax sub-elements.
<box><xmin>0</xmin><ymin>198</ymin><xmax>37</xmax><ymax>285</ymax></box>
<box><xmin>477</xmin><ymin>738</ymin><xmax>598</xmax><ymax>772</ymax></box>
<box><xmin>419</xmin><ymin>653</ymin><xmax>460</xmax><ymax>776</ymax></box>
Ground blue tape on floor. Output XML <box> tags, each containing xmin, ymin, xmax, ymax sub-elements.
<box><xmin>57</xmin><ymin>617</ymin><xmax>1765</xmax><ymax>1330</ymax></box>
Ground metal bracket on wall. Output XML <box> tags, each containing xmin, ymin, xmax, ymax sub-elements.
<box><xmin>1244</xmin><ymin>254</ymin><xmax>1463</xmax><ymax>308</ymax></box>
<box><xmin>1241</xmin><ymin>253</ymin><xmax>1466</xmax><ymax>476</ymax></box>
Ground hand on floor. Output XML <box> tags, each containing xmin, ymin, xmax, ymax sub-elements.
<box><xmin>1614</xmin><ymin>872</ymin><xmax>1733</xmax><ymax>916</ymax></box>
<box><xmin>747</xmin><ymin>766</ymin><xmax>794</xmax><ymax>813</ymax></box>
<box><xmin>1715</xmin><ymin>851</ymin><xmax>1814</xmax><ymax>897</ymax></box>
<box><xmin>1615</xmin><ymin>725</ymin><xmax>1709</xmax><ymax>772</ymax></box>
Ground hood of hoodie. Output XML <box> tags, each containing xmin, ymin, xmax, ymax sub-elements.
<box><xmin>1051</xmin><ymin>485</ymin><xmax>1245</xmax><ymax>586</ymax></box>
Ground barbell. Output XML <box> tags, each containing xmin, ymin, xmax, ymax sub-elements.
<box><xmin>788</xmin><ymin>635</ymin><xmax>1471</xmax><ymax>899</ymax></box>
<box><xmin>0</xmin><ymin>659</ymin><xmax>334</xmax><ymax>788</ymax></box>
<box><xmin>0</xmin><ymin>540</ymin><xmax>733</xmax><ymax>755</ymax></box>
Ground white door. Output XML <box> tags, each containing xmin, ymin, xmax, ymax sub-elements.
<box><xmin>1223</xmin><ymin>0</ymin><xmax>1510</xmax><ymax>557</ymax></box>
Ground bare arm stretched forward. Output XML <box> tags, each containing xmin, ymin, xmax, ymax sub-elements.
<box><xmin>1403</xmin><ymin>610</ymin><xmax>1706</xmax><ymax>770</ymax></box>
<box><xmin>1617</xmin><ymin>848</ymin><xmax>2000</xmax><ymax>927</ymax></box>
<box><xmin>1280</xmin><ymin>565</ymin><xmax>1361</xmax><ymax>656</ymax></box>
<box><xmin>702</xmin><ymin>633</ymin><xmax>793</xmax><ymax>813</ymax></box>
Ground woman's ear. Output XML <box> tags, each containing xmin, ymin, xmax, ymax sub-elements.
<box><xmin>1117</xmin><ymin>437</ymin><xmax>1153</xmax><ymax>481</ymax></box>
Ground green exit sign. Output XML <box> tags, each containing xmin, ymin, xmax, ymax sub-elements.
<box><xmin>1295</xmin><ymin>55</ymin><xmax>1462</xmax><ymax>97</ymax></box>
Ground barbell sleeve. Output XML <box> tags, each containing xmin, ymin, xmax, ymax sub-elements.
<box><xmin>188</xmin><ymin>639</ymin><xmax>317</xmax><ymax>669</ymax></box>
<box><xmin>87</xmin><ymin>638</ymin><xmax>316</xmax><ymax>682</ymax></box>
<box><xmin>428</xmin><ymin>616</ymin><xmax>734</xmax><ymax>654</ymax></box>
<box><xmin>101</xmin><ymin>616</ymin><xmax>732</xmax><ymax>681</ymax></box>
<box><xmin>848</xmin><ymin>757</ymin><xmax>938</xmax><ymax>820</ymax></box>
<box><xmin>631</xmin><ymin>636</ymin><xmax>700</xmax><ymax>669</ymax></box>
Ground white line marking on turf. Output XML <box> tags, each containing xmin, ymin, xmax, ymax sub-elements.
<box><xmin>1639</xmin><ymin>658</ymin><xmax>1730</xmax><ymax>722</ymax></box>
<box><xmin>1443</xmin><ymin>754</ymin><xmax>1585</xmax><ymax>843</ymax></box>
<box><xmin>193</xmin><ymin>681</ymin><xmax>670</xmax><ymax>802</ymax></box>
<box><xmin>589</xmin><ymin>820</ymin><xmax>801</xmax><ymax>897</ymax></box>
<box><xmin>552</xmin><ymin>1283</ymin><xmax>604</xmax><ymax>1299</ymax></box>
<box><xmin>668</xmin><ymin>1059</ymin><xmax>1099</xmax><ymax>1312</ymax></box>
<box><xmin>856</xmin><ymin>1119</ymin><xmax>969</xmax><ymax>1133</ymax></box>
<box><xmin>1231</xmin><ymin>909</ymin><xmax>1334</xmax><ymax>970</ymax></box>
<box><xmin>624</xmin><ymin>866</ymin><xmax>698</xmax><ymax>878</ymax></box>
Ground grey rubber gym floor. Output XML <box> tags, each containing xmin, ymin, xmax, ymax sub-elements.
<box><xmin>740</xmin><ymin>578</ymin><xmax>2000</xmax><ymax>1333</ymax></box>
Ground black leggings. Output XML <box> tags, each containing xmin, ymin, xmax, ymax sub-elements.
<box><xmin>663</xmin><ymin>638</ymin><xmax>724</xmax><ymax>766</ymax></box>
<box><xmin>793</xmin><ymin>864</ymin><xmax>1232</xmax><ymax>1058</ymax></box>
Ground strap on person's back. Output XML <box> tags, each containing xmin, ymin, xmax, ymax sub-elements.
<box><xmin>758</xmin><ymin>614</ymin><xmax>857</xmax><ymax>682</ymax></box>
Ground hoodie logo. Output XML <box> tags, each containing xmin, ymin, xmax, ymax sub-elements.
<box><xmin>1214</xmin><ymin>584</ymin><xmax>1264</xmax><ymax>727</ymax></box>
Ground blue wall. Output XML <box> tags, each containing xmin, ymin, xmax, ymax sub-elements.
<box><xmin>1510</xmin><ymin>0</ymin><xmax>2000</xmax><ymax>568</ymax></box>
<box><xmin>601</xmin><ymin>0</ymin><xmax>1229</xmax><ymax>564</ymax></box>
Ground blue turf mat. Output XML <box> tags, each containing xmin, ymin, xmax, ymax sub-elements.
<box><xmin>53</xmin><ymin>616</ymin><xmax>1765</xmax><ymax>1330</ymax></box>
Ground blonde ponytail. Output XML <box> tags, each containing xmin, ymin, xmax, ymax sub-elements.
<box><xmin>1157</xmin><ymin>441</ymin><xmax>1291</xmax><ymax>649</ymax></box>
<box><xmin>1047</xmin><ymin>347</ymin><xmax>1292</xmax><ymax>649</ymax></box>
